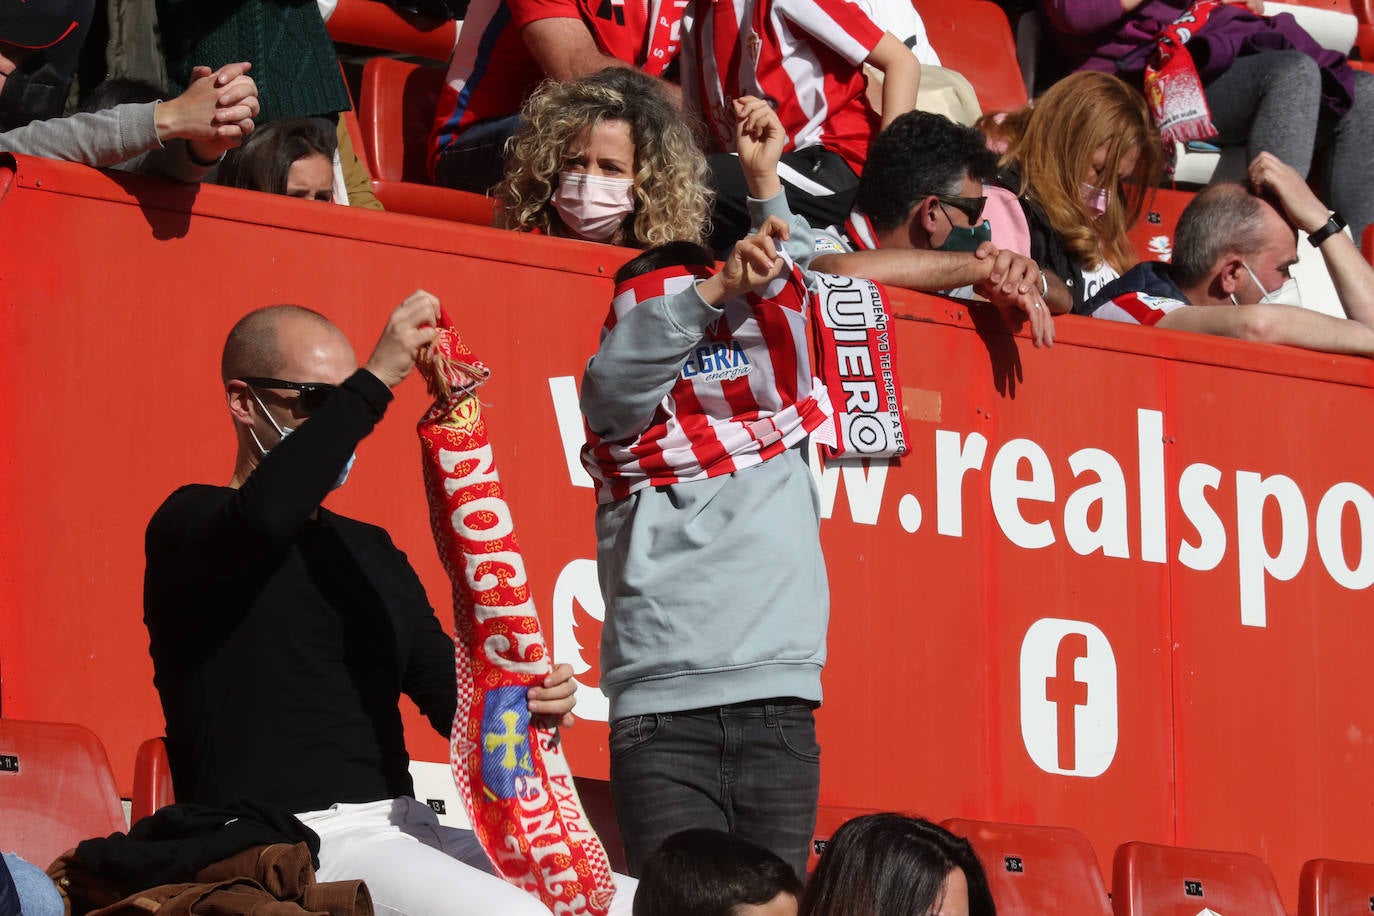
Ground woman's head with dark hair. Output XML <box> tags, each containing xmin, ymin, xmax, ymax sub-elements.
<box><xmin>217</xmin><ymin>117</ymin><xmax>338</xmax><ymax>203</ymax></box>
<box><xmin>497</xmin><ymin>66</ymin><xmax>712</xmax><ymax>248</ymax></box>
<box><xmin>800</xmin><ymin>814</ymin><xmax>996</xmax><ymax>916</ymax></box>
<box><xmin>614</xmin><ymin>240</ymin><xmax>716</xmax><ymax>286</ymax></box>
<box><xmin>80</xmin><ymin>77</ymin><xmax>165</xmax><ymax>112</ymax></box>
<box><xmin>632</xmin><ymin>828</ymin><xmax>803</xmax><ymax>916</ymax></box>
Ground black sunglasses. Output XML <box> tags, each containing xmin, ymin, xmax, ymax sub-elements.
<box><xmin>238</xmin><ymin>377</ymin><xmax>338</xmax><ymax>415</ymax></box>
<box><xmin>935</xmin><ymin>193</ymin><xmax>987</xmax><ymax>224</ymax></box>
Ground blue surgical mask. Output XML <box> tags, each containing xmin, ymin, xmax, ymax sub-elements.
<box><xmin>248</xmin><ymin>389</ymin><xmax>356</xmax><ymax>490</ymax></box>
<box><xmin>937</xmin><ymin>219</ymin><xmax>994</xmax><ymax>253</ymax></box>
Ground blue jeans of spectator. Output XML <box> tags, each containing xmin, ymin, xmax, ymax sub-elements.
<box><xmin>608</xmin><ymin>700</ymin><xmax>820</xmax><ymax>879</ymax></box>
<box><xmin>2</xmin><ymin>853</ymin><xmax>62</xmax><ymax>916</ymax></box>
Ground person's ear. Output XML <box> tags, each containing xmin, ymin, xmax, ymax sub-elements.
<box><xmin>1217</xmin><ymin>254</ymin><xmax>1247</xmax><ymax>296</ymax></box>
<box><xmin>910</xmin><ymin>196</ymin><xmax>941</xmax><ymax>248</ymax></box>
<box><xmin>226</xmin><ymin>380</ymin><xmax>255</xmax><ymax>427</ymax></box>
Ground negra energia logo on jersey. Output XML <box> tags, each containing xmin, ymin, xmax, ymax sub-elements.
<box><xmin>1020</xmin><ymin>619</ymin><xmax>1118</xmax><ymax>777</ymax></box>
<box><xmin>681</xmin><ymin>340</ymin><xmax>751</xmax><ymax>382</ymax></box>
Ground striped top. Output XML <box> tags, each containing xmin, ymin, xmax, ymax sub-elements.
<box><xmin>681</xmin><ymin>0</ymin><xmax>885</xmax><ymax>174</ymax></box>
<box><xmin>582</xmin><ymin>258</ymin><xmax>834</xmax><ymax>504</ymax></box>
<box><xmin>428</xmin><ymin>0</ymin><xmax>685</xmax><ymax>175</ymax></box>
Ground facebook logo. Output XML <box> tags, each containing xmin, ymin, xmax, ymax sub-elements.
<box><xmin>1019</xmin><ymin>619</ymin><xmax>1118</xmax><ymax>777</ymax></box>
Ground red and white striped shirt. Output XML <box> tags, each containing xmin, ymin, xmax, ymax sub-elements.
<box><xmin>1092</xmin><ymin>291</ymin><xmax>1190</xmax><ymax>326</ymax></box>
<box><xmin>682</xmin><ymin>0</ymin><xmax>885</xmax><ymax>174</ymax></box>
<box><xmin>428</xmin><ymin>0</ymin><xmax>685</xmax><ymax>176</ymax></box>
<box><xmin>582</xmin><ymin>261</ymin><xmax>834</xmax><ymax>504</ymax></box>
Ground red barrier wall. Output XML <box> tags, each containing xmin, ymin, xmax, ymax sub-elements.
<box><xmin>3</xmin><ymin>155</ymin><xmax>1374</xmax><ymax>908</ymax></box>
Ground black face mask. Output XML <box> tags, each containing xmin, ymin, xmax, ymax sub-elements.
<box><xmin>0</xmin><ymin>64</ymin><xmax>71</xmax><ymax>130</ymax></box>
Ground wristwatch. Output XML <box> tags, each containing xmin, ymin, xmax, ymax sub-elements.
<box><xmin>1308</xmin><ymin>213</ymin><xmax>1347</xmax><ymax>248</ymax></box>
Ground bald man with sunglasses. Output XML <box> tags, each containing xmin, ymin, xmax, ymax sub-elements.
<box><xmin>142</xmin><ymin>294</ymin><xmax>625</xmax><ymax>916</ymax></box>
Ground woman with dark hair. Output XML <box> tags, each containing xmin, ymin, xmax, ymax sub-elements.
<box><xmin>633</xmin><ymin>829</ymin><xmax>803</xmax><ymax>916</ymax></box>
<box><xmin>800</xmin><ymin>814</ymin><xmax>997</xmax><ymax>916</ymax></box>
<box><xmin>216</xmin><ymin>116</ymin><xmax>337</xmax><ymax>202</ymax></box>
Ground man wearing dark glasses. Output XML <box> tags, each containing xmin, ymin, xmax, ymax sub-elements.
<box><xmin>143</xmin><ymin>293</ymin><xmax>608</xmax><ymax>916</ymax></box>
<box><xmin>810</xmin><ymin>110</ymin><xmax>1056</xmax><ymax>348</ymax></box>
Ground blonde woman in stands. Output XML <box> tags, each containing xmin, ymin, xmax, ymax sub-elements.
<box><xmin>1040</xmin><ymin>0</ymin><xmax>1374</xmax><ymax>244</ymax></box>
<box><xmin>995</xmin><ymin>71</ymin><xmax>1163</xmax><ymax>315</ymax></box>
<box><xmin>495</xmin><ymin>67</ymin><xmax>712</xmax><ymax>248</ymax></box>
<box><xmin>800</xmin><ymin>814</ymin><xmax>997</xmax><ymax>916</ymax></box>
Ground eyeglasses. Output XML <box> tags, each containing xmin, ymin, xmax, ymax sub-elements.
<box><xmin>935</xmin><ymin>193</ymin><xmax>987</xmax><ymax>224</ymax></box>
<box><xmin>237</xmin><ymin>377</ymin><xmax>338</xmax><ymax>415</ymax></box>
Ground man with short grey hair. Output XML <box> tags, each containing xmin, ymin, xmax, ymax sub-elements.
<box><xmin>1086</xmin><ymin>153</ymin><xmax>1374</xmax><ymax>356</ymax></box>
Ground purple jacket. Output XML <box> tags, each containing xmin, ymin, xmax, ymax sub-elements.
<box><xmin>1041</xmin><ymin>0</ymin><xmax>1355</xmax><ymax>116</ymax></box>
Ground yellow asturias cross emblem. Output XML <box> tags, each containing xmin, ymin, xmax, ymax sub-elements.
<box><xmin>484</xmin><ymin>710</ymin><xmax>530</xmax><ymax>770</ymax></box>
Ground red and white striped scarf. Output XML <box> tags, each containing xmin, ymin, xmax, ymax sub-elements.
<box><xmin>582</xmin><ymin>258</ymin><xmax>836</xmax><ymax>504</ymax></box>
<box><xmin>1144</xmin><ymin>1</ymin><xmax>1222</xmax><ymax>149</ymax></box>
<box><xmin>417</xmin><ymin>320</ymin><xmax>616</xmax><ymax>914</ymax></box>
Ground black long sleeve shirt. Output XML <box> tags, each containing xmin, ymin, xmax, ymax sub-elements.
<box><xmin>144</xmin><ymin>369</ymin><xmax>457</xmax><ymax>811</ymax></box>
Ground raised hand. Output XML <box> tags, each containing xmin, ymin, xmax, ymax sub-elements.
<box><xmin>158</xmin><ymin>62</ymin><xmax>261</xmax><ymax>161</ymax></box>
<box><xmin>734</xmin><ymin>95</ymin><xmax>787</xmax><ymax>200</ymax></box>
<box><xmin>1248</xmin><ymin>150</ymin><xmax>1329</xmax><ymax>234</ymax></box>
<box><xmin>364</xmin><ymin>290</ymin><xmax>443</xmax><ymax>388</ymax></box>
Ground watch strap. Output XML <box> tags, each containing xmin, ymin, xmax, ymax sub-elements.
<box><xmin>1308</xmin><ymin>213</ymin><xmax>1347</xmax><ymax>248</ymax></box>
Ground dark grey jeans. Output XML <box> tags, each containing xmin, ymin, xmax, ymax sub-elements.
<box><xmin>608</xmin><ymin>700</ymin><xmax>821</xmax><ymax>879</ymax></box>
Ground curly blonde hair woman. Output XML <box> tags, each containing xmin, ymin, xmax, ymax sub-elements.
<box><xmin>998</xmin><ymin>71</ymin><xmax>1163</xmax><ymax>314</ymax></box>
<box><xmin>496</xmin><ymin>67</ymin><xmax>712</xmax><ymax>248</ymax></box>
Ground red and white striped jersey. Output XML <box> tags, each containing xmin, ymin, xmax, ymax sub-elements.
<box><xmin>582</xmin><ymin>262</ymin><xmax>834</xmax><ymax>504</ymax></box>
<box><xmin>1092</xmin><ymin>291</ymin><xmax>1190</xmax><ymax>326</ymax></box>
<box><xmin>682</xmin><ymin>0</ymin><xmax>885</xmax><ymax>174</ymax></box>
<box><xmin>428</xmin><ymin>0</ymin><xmax>686</xmax><ymax>176</ymax></box>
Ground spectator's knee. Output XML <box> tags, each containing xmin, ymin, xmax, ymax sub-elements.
<box><xmin>1260</xmin><ymin>49</ymin><xmax>1320</xmax><ymax>91</ymax></box>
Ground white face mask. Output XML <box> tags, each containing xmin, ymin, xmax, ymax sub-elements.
<box><xmin>551</xmin><ymin>171</ymin><xmax>635</xmax><ymax>241</ymax></box>
<box><xmin>248</xmin><ymin>388</ymin><xmax>356</xmax><ymax>491</ymax></box>
<box><xmin>1234</xmin><ymin>262</ymin><xmax>1303</xmax><ymax>308</ymax></box>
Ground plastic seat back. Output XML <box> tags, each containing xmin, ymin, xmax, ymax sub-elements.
<box><xmin>130</xmin><ymin>737</ymin><xmax>175</xmax><ymax>826</ymax></box>
<box><xmin>357</xmin><ymin>57</ymin><xmax>497</xmax><ymax>223</ymax></box>
<box><xmin>1299</xmin><ymin>858</ymin><xmax>1374</xmax><ymax>916</ymax></box>
<box><xmin>324</xmin><ymin>0</ymin><xmax>458</xmax><ymax>60</ymax></box>
<box><xmin>942</xmin><ymin>818</ymin><xmax>1111</xmax><ymax>916</ymax></box>
<box><xmin>360</xmin><ymin>57</ymin><xmax>445</xmax><ymax>185</ymax></box>
<box><xmin>1112</xmin><ymin>841</ymin><xmax>1288</xmax><ymax>916</ymax></box>
<box><xmin>0</xmin><ymin>719</ymin><xmax>126</xmax><ymax>867</ymax></box>
<box><xmin>917</xmin><ymin>0</ymin><xmax>1028</xmax><ymax>113</ymax></box>
<box><xmin>1125</xmin><ymin>186</ymin><xmax>1196</xmax><ymax>268</ymax></box>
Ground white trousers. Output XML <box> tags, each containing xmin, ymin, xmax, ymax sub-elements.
<box><xmin>296</xmin><ymin>797</ymin><xmax>637</xmax><ymax>916</ymax></box>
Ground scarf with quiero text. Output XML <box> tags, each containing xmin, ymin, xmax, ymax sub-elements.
<box><xmin>416</xmin><ymin>316</ymin><xmax>616</xmax><ymax>916</ymax></box>
<box><xmin>810</xmin><ymin>273</ymin><xmax>910</xmax><ymax>459</ymax></box>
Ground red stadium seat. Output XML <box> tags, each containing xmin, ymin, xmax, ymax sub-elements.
<box><xmin>357</xmin><ymin>57</ymin><xmax>498</xmax><ymax>225</ymax></box>
<box><xmin>917</xmin><ymin>0</ymin><xmax>1029</xmax><ymax>113</ymax></box>
<box><xmin>325</xmin><ymin>0</ymin><xmax>458</xmax><ymax>60</ymax></box>
<box><xmin>1112</xmin><ymin>841</ymin><xmax>1287</xmax><ymax>916</ymax></box>
<box><xmin>942</xmin><ymin>818</ymin><xmax>1111</xmax><ymax>916</ymax></box>
<box><xmin>0</xmin><ymin>719</ymin><xmax>126</xmax><ymax>867</ymax></box>
<box><xmin>1125</xmin><ymin>186</ymin><xmax>1196</xmax><ymax>267</ymax></box>
<box><xmin>130</xmin><ymin>737</ymin><xmax>175</xmax><ymax>825</ymax></box>
<box><xmin>1299</xmin><ymin>858</ymin><xmax>1374</xmax><ymax>915</ymax></box>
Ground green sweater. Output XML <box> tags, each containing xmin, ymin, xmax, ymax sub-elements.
<box><xmin>157</xmin><ymin>0</ymin><xmax>350</xmax><ymax>122</ymax></box>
